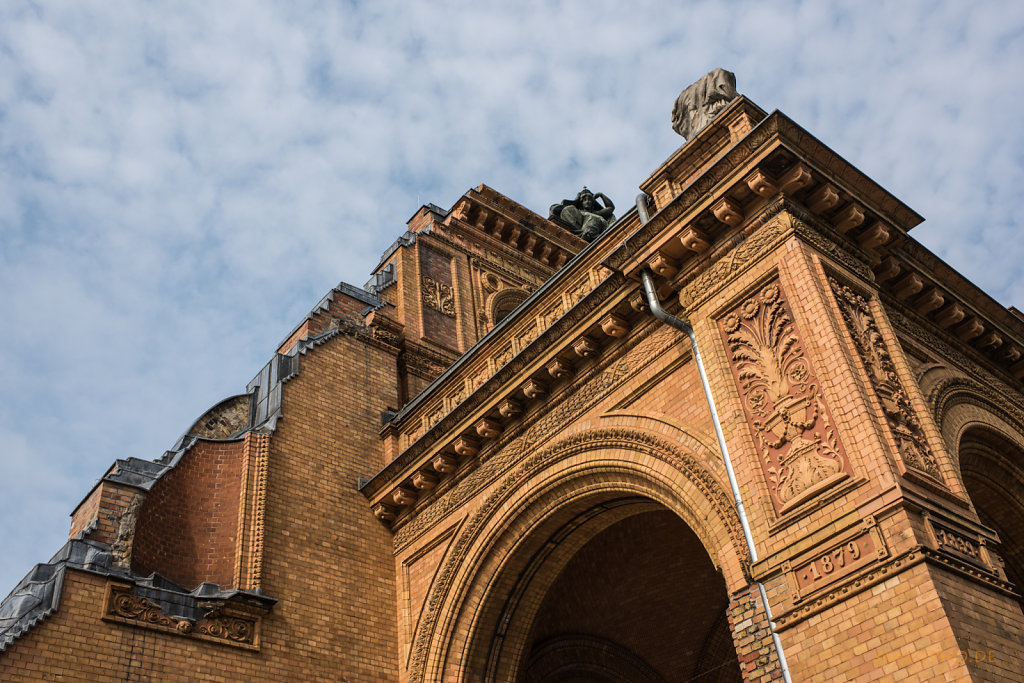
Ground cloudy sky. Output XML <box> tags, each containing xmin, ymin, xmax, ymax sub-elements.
<box><xmin>1</xmin><ymin>1</ymin><xmax>1022</xmax><ymax>593</ymax></box>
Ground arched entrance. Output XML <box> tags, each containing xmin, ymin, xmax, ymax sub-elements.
<box><xmin>519</xmin><ymin>508</ymin><xmax>742</xmax><ymax>683</ymax></box>
<box><xmin>959</xmin><ymin>427</ymin><xmax>1024</xmax><ymax>611</ymax></box>
<box><xmin>409</xmin><ymin>428</ymin><xmax>753</xmax><ymax>683</ymax></box>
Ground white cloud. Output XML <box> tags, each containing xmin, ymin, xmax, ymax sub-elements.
<box><xmin>1</xmin><ymin>0</ymin><xmax>1023</xmax><ymax>592</ymax></box>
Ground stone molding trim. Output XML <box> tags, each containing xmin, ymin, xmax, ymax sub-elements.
<box><xmin>677</xmin><ymin>207</ymin><xmax>788</xmax><ymax>313</ymax></box>
<box><xmin>366</xmin><ymin>272</ymin><xmax>630</xmax><ymax>495</ymax></box>
<box><xmin>677</xmin><ymin>202</ymin><xmax>871</xmax><ymax>321</ymax></box>
<box><xmin>487</xmin><ymin>288</ymin><xmax>530</xmax><ymax>326</ymax></box>
<box><xmin>100</xmin><ymin>582</ymin><xmax>263</xmax><ymax>651</ymax></box>
<box><xmin>406</xmin><ymin>427</ymin><xmax>748</xmax><ymax>683</ymax></box>
<box><xmin>605</xmin><ymin>110</ymin><xmax>921</xmax><ymax>275</ymax></box>
<box><xmin>928</xmin><ymin>376</ymin><xmax>1024</xmax><ymax>460</ymax></box>
<box><xmin>719</xmin><ymin>276</ymin><xmax>852</xmax><ymax>514</ymax></box>
<box><xmin>829</xmin><ymin>277</ymin><xmax>943</xmax><ymax>480</ymax></box>
<box><xmin>920</xmin><ymin>510</ymin><xmax>1010</xmax><ymax>587</ymax></box>
<box><xmin>775</xmin><ymin>537</ymin><xmax>1016</xmax><ymax>633</ymax></box>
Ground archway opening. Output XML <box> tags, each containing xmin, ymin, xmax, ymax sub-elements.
<box><xmin>959</xmin><ymin>427</ymin><xmax>1024</xmax><ymax>612</ymax></box>
<box><xmin>517</xmin><ymin>508</ymin><xmax>741</xmax><ymax>683</ymax></box>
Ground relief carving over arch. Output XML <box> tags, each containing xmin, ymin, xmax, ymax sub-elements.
<box><xmin>406</xmin><ymin>427</ymin><xmax>746</xmax><ymax>683</ymax></box>
<box><xmin>720</xmin><ymin>278</ymin><xmax>851</xmax><ymax>514</ymax></box>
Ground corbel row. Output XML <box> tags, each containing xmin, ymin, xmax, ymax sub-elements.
<box><xmin>643</xmin><ymin>154</ymin><xmax>896</xmax><ymax>280</ymax></box>
<box><xmin>873</xmin><ymin>257</ymin><xmax>1024</xmax><ymax>380</ymax></box>
<box><xmin>450</xmin><ymin>198</ymin><xmax>571</xmax><ymax>269</ymax></box>
<box><xmin>372</xmin><ymin>310</ymin><xmax>635</xmax><ymax>523</ymax></box>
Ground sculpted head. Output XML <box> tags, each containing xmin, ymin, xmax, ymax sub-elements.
<box><xmin>576</xmin><ymin>187</ymin><xmax>597</xmax><ymax>210</ymax></box>
<box><xmin>671</xmin><ymin>68</ymin><xmax>738</xmax><ymax>140</ymax></box>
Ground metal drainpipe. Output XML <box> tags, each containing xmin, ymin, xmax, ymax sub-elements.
<box><xmin>635</xmin><ymin>195</ymin><xmax>792</xmax><ymax>682</ymax></box>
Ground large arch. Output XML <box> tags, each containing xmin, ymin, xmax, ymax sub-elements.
<box><xmin>408</xmin><ymin>427</ymin><xmax>751</xmax><ymax>683</ymax></box>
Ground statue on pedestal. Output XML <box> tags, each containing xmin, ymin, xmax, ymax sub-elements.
<box><xmin>672</xmin><ymin>68</ymin><xmax>739</xmax><ymax>140</ymax></box>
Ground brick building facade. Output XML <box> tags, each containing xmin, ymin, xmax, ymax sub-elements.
<box><xmin>2</xmin><ymin>91</ymin><xmax>1023</xmax><ymax>681</ymax></box>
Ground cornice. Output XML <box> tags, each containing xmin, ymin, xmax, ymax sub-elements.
<box><xmin>362</xmin><ymin>271</ymin><xmax>629</xmax><ymax>500</ymax></box>
<box><xmin>605</xmin><ymin>109</ymin><xmax>922</xmax><ymax>280</ymax></box>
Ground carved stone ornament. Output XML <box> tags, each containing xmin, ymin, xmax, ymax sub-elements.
<box><xmin>102</xmin><ymin>583</ymin><xmax>259</xmax><ymax>649</ymax></box>
<box><xmin>110</xmin><ymin>494</ymin><xmax>143</xmax><ymax>568</ymax></box>
<box><xmin>720</xmin><ymin>279</ymin><xmax>851</xmax><ymax>513</ymax></box>
<box><xmin>671</xmin><ymin>68</ymin><xmax>739</xmax><ymax>140</ymax></box>
<box><xmin>829</xmin><ymin>278</ymin><xmax>942</xmax><ymax>478</ymax></box>
<box><xmin>421</xmin><ymin>275</ymin><xmax>456</xmax><ymax>317</ymax></box>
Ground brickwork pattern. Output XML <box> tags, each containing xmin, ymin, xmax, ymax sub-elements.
<box><xmin>131</xmin><ymin>439</ymin><xmax>245</xmax><ymax>590</ymax></box>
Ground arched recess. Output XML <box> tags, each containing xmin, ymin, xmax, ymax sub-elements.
<box><xmin>408</xmin><ymin>428</ymin><xmax>750</xmax><ymax>683</ymax></box>
<box><xmin>933</xmin><ymin>380</ymin><xmax>1024</xmax><ymax>610</ymax></box>
<box><xmin>958</xmin><ymin>428</ymin><xmax>1024</xmax><ymax>611</ymax></box>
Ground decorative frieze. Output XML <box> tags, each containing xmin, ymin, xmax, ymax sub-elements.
<box><xmin>102</xmin><ymin>583</ymin><xmax>261</xmax><ymax>650</ymax></box>
<box><xmin>720</xmin><ymin>278</ymin><xmax>852</xmax><ymax>514</ymax></box>
<box><xmin>829</xmin><ymin>278</ymin><xmax>942</xmax><ymax>480</ymax></box>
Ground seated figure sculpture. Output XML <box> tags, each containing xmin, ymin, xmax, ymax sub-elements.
<box><xmin>548</xmin><ymin>188</ymin><xmax>615</xmax><ymax>242</ymax></box>
<box><xmin>671</xmin><ymin>68</ymin><xmax>739</xmax><ymax>140</ymax></box>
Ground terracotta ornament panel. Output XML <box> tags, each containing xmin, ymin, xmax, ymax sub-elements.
<box><xmin>101</xmin><ymin>583</ymin><xmax>261</xmax><ymax>650</ymax></box>
<box><xmin>720</xmin><ymin>278</ymin><xmax>852</xmax><ymax>514</ymax></box>
<box><xmin>421</xmin><ymin>275</ymin><xmax>456</xmax><ymax>317</ymax></box>
<box><xmin>829</xmin><ymin>278</ymin><xmax>942</xmax><ymax>480</ymax></box>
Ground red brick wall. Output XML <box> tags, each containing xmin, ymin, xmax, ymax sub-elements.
<box><xmin>131</xmin><ymin>439</ymin><xmax>244</xmax><ymax>589</ymax></box>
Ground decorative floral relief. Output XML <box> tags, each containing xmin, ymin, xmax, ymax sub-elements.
<box><xmin>421</xmin><ymin>275</ymin><xmax>456</xmax><ymax>317</ymax></box>
<box><xmin>829</xmin><ymin>278</ymin><xmax>941</xmax><ymax>478</ymax></box>
<box><xmin>721</xmin><ymin>280</ymin><xmax>850</xmax><ymax>513</ymax></box>
<box><xmin>103</xmin><ymin>584</ymin><xmax>258</xmax><ymax>648</ymax></box>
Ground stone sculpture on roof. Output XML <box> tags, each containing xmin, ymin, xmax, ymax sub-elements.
<box><xmin>548</xmin><ymin>187</ymin><xmax>615</xmax><ymax>242</ymax></box>
<box><xmin>671</xmin><ymin>68</ymin><xmax>739</xmax><ymax>139</ymax></box>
